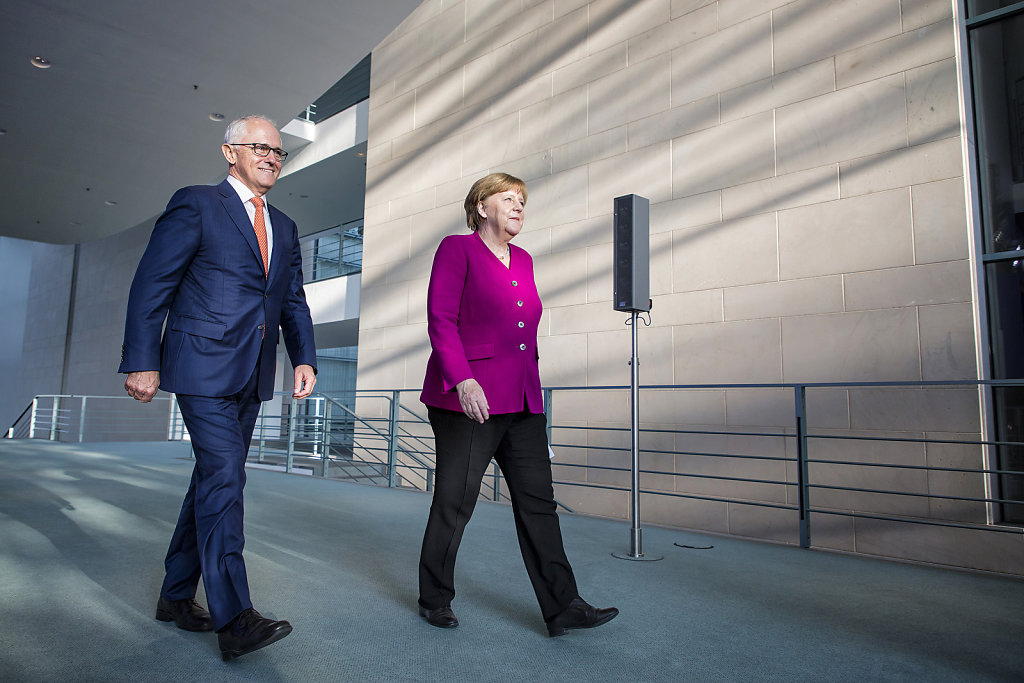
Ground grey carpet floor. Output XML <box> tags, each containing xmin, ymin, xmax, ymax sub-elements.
<box><xmin>1</xmin><ymin>440</ymin><xmax>1022</xmax><ymax>682</ymax></box>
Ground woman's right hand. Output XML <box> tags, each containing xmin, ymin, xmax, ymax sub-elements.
<box><xmin>456</xmin><ymin>378</ymin><xmax>490</xmax><ymax>423</ymax></box>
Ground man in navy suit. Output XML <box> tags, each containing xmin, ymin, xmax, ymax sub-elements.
<box><xmin>120</xmin><ymin>115</ymin><xmax>317</xmax><ymax>660</ymax></box>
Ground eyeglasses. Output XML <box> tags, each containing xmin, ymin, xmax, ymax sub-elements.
<box><xmin>229</xmin><ymin>142</ymin><xmax>288</xmax><ymax>161</ymax></box>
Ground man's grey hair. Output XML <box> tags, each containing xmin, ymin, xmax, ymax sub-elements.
<box><xmin>223</xmin><ymin>115</ymin><xmax>278</xmax><ymax>144</ymax></box>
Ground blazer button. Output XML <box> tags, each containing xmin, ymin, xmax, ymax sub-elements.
<box><xmin>257</xmin><ymin>324</ymin><xmax>265</xmax><ymax>330</ymax></box>
<box><xmin>511</xmin><ymin>280</ymin><xmax>518</xmax><ymax>286</ymax></box>
<box><xmin>519</xmin><ymin>343</ymin><xmax>526</xmax><ymax>351</ymax></box>
<box><xmin>517</xmin><ymin>321</ymin><xmax>525</xmax><ymax>328</ymax></box>
<box><xmin>516</xmin><ymin>300</ymin><xmax>523</xmax><ymax>307</ymax></box>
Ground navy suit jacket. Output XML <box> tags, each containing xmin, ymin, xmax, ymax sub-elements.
<box><xmin>119</xmin><ymin>179</ymin><xmax>316</xmax><ymax>401</ymax></box>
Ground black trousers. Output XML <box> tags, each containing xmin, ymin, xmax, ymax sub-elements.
<box><xmin>418</xmin><ymin>407</ymin><xmax>579</xmax><ymax>621</ymax></box>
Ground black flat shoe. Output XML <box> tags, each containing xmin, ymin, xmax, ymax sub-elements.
<box><xmin>155</xmin><ymin>596</ymin><xmax>214</xmax><ymax>632</ymax></box>
<box><xmin>419</xmin><ymin>605</ymin><xmax>458</xmax><ymax>629</ymax></box>
<box><xmin>546</xmin><ymin>597</ymin><xmax>618</xmax><ymax>637</ymax></box>
<box><xmin>218</xmin><ymin>608</ymin><xmax>292</xmax><ymax>661</ymax></box>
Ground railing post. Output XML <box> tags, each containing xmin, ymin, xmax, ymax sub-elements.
<box><xmin>29</xmin><ymin>397</ymin><xmax>38</xmax><ymax>439</ymax></box>
<box><xmin>78</xmin><ymin>396</ymin><xmax>87</xmax><ymax>443</ymax></box>
<box><xmin>544</xmin><ymin>388</ymin><xmax>553</xmax><ymax>446</ymax></box>
<box><xmin>49</xmin><ymin>396</ymin><xmax>61</xmax><ymax>441</ymax></box>
<box><xmin>322</xmin><ymin>399</ymin><xmax>332</xmax><ymax>478</ymax></box>
<box><xmin>258</xmin><ymin>405</ymin><xmax>266</xmax><ymax>463</ymax></box>
<box><xmin>795</xmin><ymin>385</ymin><xmax>811</xmax><ymax>549</ymax></box>
<box><xmin>287</xmin><ymin>397</ymin><xmax>297</xmax><ymax>473</ymax></box>
<box><xmin>387</xmin><ymin>390</ymin><xmax>399</xmax><ymax>488</ymax></box>
<box><xmin>493</xmin><ymin>462</ymin><xmax>500</xmax><ymax>501</ymax></box>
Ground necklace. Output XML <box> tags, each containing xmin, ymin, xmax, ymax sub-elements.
<box><xmin>497</xmin><ymin>246</ymin><xmax>509</xmax><ymax>260</ymax></box>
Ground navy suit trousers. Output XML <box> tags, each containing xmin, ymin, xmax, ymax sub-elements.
<box><xmin>160</xmin><ymin>366</ymin><xmax>262</xmax><ymax>631</ymax></box>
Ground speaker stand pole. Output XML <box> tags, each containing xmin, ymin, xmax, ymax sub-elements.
<box><xmin>613</xmin><ymin>309</ymin><xmax>662</xmax><ymax>562</ymax></box>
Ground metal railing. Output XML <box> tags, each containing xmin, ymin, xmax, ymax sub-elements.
<box><xmin>8</xmin><ymin>380</ymin><xmax>1024</xmax><ymax>571</ymax></box>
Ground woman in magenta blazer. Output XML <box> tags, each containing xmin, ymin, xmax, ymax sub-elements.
<box><xmin>417</xmin><ymin>172</ymin><xmax>618</xmax><ymax>637</ymax></box>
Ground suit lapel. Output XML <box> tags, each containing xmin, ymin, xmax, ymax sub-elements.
<box><xmin>218</xmin><ymin>180</ymin><xmax>265</xmax><ymax>274</ymax></box>
<box><xmin>267</xmin><ymin>204</ymin><xmax>289</xmax><ymax>284</ymax></box>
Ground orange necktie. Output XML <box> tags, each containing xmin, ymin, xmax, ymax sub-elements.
<box><xmin>250</xmin><ymin>196</ymin><xmax>269</xmax><ymax>278</ymax></box>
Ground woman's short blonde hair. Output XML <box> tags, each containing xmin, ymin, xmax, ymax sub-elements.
<box><xmin>463</xmin><ymin>172</ymin><xmax>528</xmax><ymax>231</ymax></box>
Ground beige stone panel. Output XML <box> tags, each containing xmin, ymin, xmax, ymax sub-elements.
<box><xmin>392</xmin><ymin>57</ymin><xmax>445</xmax><ymax>102</ymax></box>
<box><xmin>673</xmin><ymin>450</ymin><xmax>789</xmax><ymax>503</ymax></box>
<box><xmin>520</xmin><ymin>6</ymin><xmax>591</xmax><ymax>78</ymax></box>
<box><xmin>410</xmin><ymin>201</ymin><xmax>465</xmax><ymax>253</ymax></box>
<box><xmin>364</xmin><ymin>201</ymin><xmax>390</xmax><ymax>228</ymax></box>
<box><xmin>461</xmin><ymin>113</ymin><xmax>520</xmax><ymax>178</ymax></box>
<box><xmin>809</xmin><ymin>430</ymin><xmax>929</xmax><ymax>517</ymax></box>
<box><xmin>670</xmin><ymin>0</ymin><xmax>716</xmax><ymax>20</ymax></box>
<box><xmin>404</xmin><ymin>345</ymin><xmax>431</xmax><ymax>390</ymax></box>
<box><xmin>391</xmin><ymin>109</ymin><xmax>479</xmax><ymax>161</ymax></box>
<box><xmin>406</xmin><ymin>276</ymin><xmax>429</xmax><ymax>324</ymax></box>
<box><xmin>552</xmin><ymin>125</ymin><xmax>627</xmax><ymax>174</ymax></box>
<box><xmin>359</xmin><ymin>282</ymin><xmax>412</xmax><ymax>330</ymax></box>
<box><xmin>919</xmin><ymin>303</ymin><xmax>980</xmax><ymax>381</ymax></box>
<box><xmin>783</xmin><ymin>309</ymin><xmax>921</xmax><ymax>382</ymax></box>
<box><xmin>651</xmin><ymin>232</ymin><xmax>673</xmax><ymax>297</ymax></box>
<box><xmin>356</xmin><ymin>347</ymin><xmax>408</xmax><ymax>392</ymax></box>
<box><xmin>535</xmin><ymin>247</ymin><xmax>588</xmax><ymax>307</ymax></box>
<box><xmin>718</xmin><ymin>0</ymin><xmax>793</xmax><ymax>27</ymax></box>
<box><xmin>726</xmin><ymin>388</ymin><xmax>796</xmax><ymax>428</ymax></box>
<box><xmin>836</xmin><ymin>20</ymin><xmax>954</xmax><ymax>90</ymax></box>
<box><xmin>436</xmin><ymin>176</ymin><xmax>474</xmax><ymax>208</ymax></box>
<box><xmin>549</xmin><ymin>300</ymin><xmax>635</xmax><ymax>335</ymax></box>
<box><xmin>372</xmin><ymin>3</ymin><xmax>466</xmax><ymax>87</ymax></box>
<box><xmin>587</xmin><ymin>325</ymin><xmax>673</xmax><ymax>386</ymax></box>
<box><xmin>369</xmin><ymin>78</ymin><xmax>396</xmax><ymax>110</ymax></box>
<box><xmin>643</xmin><ymin>492</ymin><xmax>730</xmax><ymax>533</ymax></box>
<box><xmin>725</xmin><ymin>276</ymin><xmax>845</xmax><ymax>322</ymax></box>
<box><xmin>387</xmin><ymin>0</ymin><xmax>443</xmax><ymax>43</ymax></box>
<box><xmin>539</xmin><ymin>333</ymin><xmax>588</xmax><ymax>387</ymax></box>
<box><xmin>549</xmin><ymin>388</ymin><xmax>631</xmax><ymax>423</ymax></box>
<box><xmin>589</xmin><ymin>54</ymin><xmax>672</xmax><ymax>135</ymax></box>
<box><xmin>523</xmin><ymin>167</ymin><xmax>589</xmax><ymax>234</ymax></box>
<box><xmin>358</xmin><ymin>325</ymin><xmax>387</xmax><ymax>352</ymax></box>
<box><xmin>671</xmin><ymin>14</ymin><xmax>773</xmax><ymax>107</ymax></box>
<box><xmin>640</xmin><ymin>388</ymin><xmax>728</xmax><ymax>427</ymax></box>
<box><xmin>466</xmin><ymin>0</ymin><xmax>526</xmax><ymax>36</ymax></box>
<box><xmin>554</xmin><ymin>483</ymin><xmax>629</xmax><ymax>520</ymax></box>
<box><xmin>550</xmin><ymin>216</ymin><xmax>607</xmax><ymax>255</ymax></box>
<box><xmin>413</xmin><ymin>70</ymin><xmax>466</xmax><ymax>130</ymax></box>
<box><xmin>848</xmin><ymin>387</ymin><xmax>981</xmax><ymax>432</ymax></box>
<box><xmin>588</xmin><ymin>142</ymin><xmax>672</xmax><ymax>217</ymax></box>
<box><xmin>438</xmin><ymin>2</ymin><xmax>555</xmax><ymax>77</ymax></box>
<box><xmin>674</xmin><ymin>318</ymin><xmax>782</xmax><ymax>383</ymax></box>
<box><xmin>773</xmin><ymin>0</ymin><xmax>902</xmax><ymax>74</ymax></box>
<box><xmin>672</xmin><ymin>112</ymin><xmax>775</xmax><ymax>199</ymax></box>
<box><xmin>366</xmin><ymin>144</ymin><xmax>462</xmax><ymax>206</ymax></box>
<box><xmin>779</xmin><ymin>189</ymin><xmax>913</xmax><ymax>280</ymax></box>
<box><xmin>386</xmin><ymin>251</ymin><xmax>435</xmax><ymax>286</ymax></box>
<box><xmin>515</xmin><ymin>225</ymin><xmax>552</xmax><ymax>259</ymax></box>
<box><xmin>845</xmin><ymin>261</ymin><xmax>972</xmax><ymax>312</ymax></box>
<box><xmin>553</xmin><ymin>42</ymin><xmax>628</xmax><ymax>96</ymax></box>
<box><xmin>367</xmin><ymin>90</ymin><xmax>416</xmax><ymax>143</ymax></box>
<box><xmin>627</xmin><ymin>94</ymin><xmax>719</xmax><ymax>152</ymax></box>
<box><xmin>906</xmin><ymin>57</ymin><xmax>960</xmax><ymax>146</ymax></box>
<box><xmin>366</xmin><ymin>140</ymin><xmax>393</xmax><ymax>170</ymax></box>
<box><xmin>925</xmin><ymin>433</ymin><xmax>987</xmax><ymax>523</ymax></box>
<box><xmin>805</xmin><ymin>388</ymin><xmax>851</xmax><ymax>430</ymax></box>
<box><xmin>628</xmin><ymin>3</ymin><xmax>717</xmax><ymax>64</ymax></box>
<box><xmin>556</xmin><ymin>0</ymin><xmax>590</xmax><ymax>19</ymax></box>
<box><xmin>388</xmin><ymin>188</ymin><xmax>437</xmax><ymax>222</ymax></box>
<box><xmin>901</xmin><ymin>0</ymin><xmax>953</xmax><ymax>32</ymax></box>
<box><xmin>360</xmin><ymin>263</ymin><xmax>387</xmax><ymax>291</ymax></box>
<box><xmin>588</xmin><ymin>0</ymin><xmax>671</xmax><ymax>56</ymax></box>
<box><xmin>728</xmin><ymin>504</ymin><xmax>800</xmax><ymax>544</ymax></box>
<box><xmin>651</xmin><ymin>289</ymin><xmax>724</xmax><ymax>326</ymax></box>
<box><xmin>586</xmin><ymin>241</ymin><xmax>613</xmax><ymax>304</ymax></box>
<box><xmin>362</xmin><ymin>216</ymin><xmax>411</xmax><ymax>268</ymax></box>
<box><xmin>806</xmin><ymin>512</ymin><xmax>856</xmax><ymax>551</ymax></box>
<box><xmin>520</xmin><ymin>88</ymin><xmax>589</xmax><ymax>158</ymax></box>
<box><xmin>675</xmin><ymin>430</ymin><xmax>788</xmax><ymax>461</ymax></box>
<box><xmin>912</xmin><ymin>177</ymin><xmax>969</xmax><ymax>264</ymax></box>
<box><xmin>839</xmin><ymin>136</ymin><xmax>964</xmax><ymax>197</ymax></box>
<box><xmin>721</xmin><ymin>59</ymin><xmax>835</xmax><ymax>123</ymax></box>
<box><xmin>488</xmin><ymin>74</ymin><xmax>554</xmax><ymax>121</ymax></box>
<box><xmin>650</xmin><ymin>192</ymin><xmax>721</xmax><ymax>234</ymax></box>
<box><xmin>852</xmin><ymin>517</ymin><xmax>1024</xmax><ymax>575</ymax></box>
<box><xmin>722</xmin><ymin>165</ymin><xmax>839</xmax><ymax>221</ymax></box>
<box><xmin>777</xmin><ymin>75</ymin><xmax>908</xmax><ymax>175</ymax></box>
<box><xmin>672</xmin><ymin>213</ymin><xmax>778</xmax><ymax>291</ymax></box>
<box><xmin>383</xmin><ymin>321</ymin><xmax>427</xmax><ymax>351</ymax></box>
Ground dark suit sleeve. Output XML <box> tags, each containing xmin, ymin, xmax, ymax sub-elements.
<box><xmin>278</xmin><ymin>221</ymin><xmax>317</xmax><ymax>372</ymax></box>
<box><xmin>119</xmin><ymin>188</ymin><xmax>201</xmax><ymax>373</ymax></box>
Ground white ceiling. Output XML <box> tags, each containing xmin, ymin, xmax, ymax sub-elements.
<box><xmin>0</xmin><ymin>0</ymin><xmax>419</xmax><ymax>244</ymax></box>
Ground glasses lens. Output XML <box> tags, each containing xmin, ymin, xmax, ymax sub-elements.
<box><xmin>252</xmin><ymin>144</ymin><xmax>271</xmax><ymax>157</ymax></box>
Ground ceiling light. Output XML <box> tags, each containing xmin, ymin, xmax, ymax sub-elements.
<box><xmin>0</xmin><ymin>129</ymin><xmax>6</xmax><ymax>136</ymax></box>
<box><xmin>209</xmin><ymin>112</ymin><xmax>225</xmax><ymax>121</ymax></box>
<box><xmin>355</xmin><ymin>151</ymin><xmax>366</xmax><ymax>157</ymax></box>
<box><xmin>104</xmin><ymin>200</ymin><xmax>117</xmax><ymax>206</ymax></box>
<box><xmin>30</xmin><ymin>56</ymin><xmax>52</xmax><ymax>69</ymax></box>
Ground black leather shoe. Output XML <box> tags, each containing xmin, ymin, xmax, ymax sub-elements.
<box><xmin>546</xmin><ymin>597</ymin><xmax>618</xmax><ymax>637</ymax></box>
<box><xmin>218</xmin><ymin>608</ymin><xmax>292</xmax><ymax>661</ymax></box>
<box><xmin>155</xmin><ymin>596</ymin><xmax>214</xmax><ymax>632</ymax></box>
<box><xmin>419</xmin><ymin>605</ymin><xmax>458</xmax><ymax>629</ymax></box>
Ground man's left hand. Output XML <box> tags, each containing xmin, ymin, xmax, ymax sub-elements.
<box><xmin>293</xmin><ymin>364</ymin><xmax>316</xmax><ymax>399</ymax></box>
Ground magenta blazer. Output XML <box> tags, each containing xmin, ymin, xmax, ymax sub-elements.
<box><xmin>420</xmin><ymin>232</ymin><xmax>544</xmax><ymax>415</ymax></box>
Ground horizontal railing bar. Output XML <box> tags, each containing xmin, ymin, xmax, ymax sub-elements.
<box><xmin>806</xmin><ymin>433</ymin><xmax>1023</xmax><ymax>448</ymax></box>
<box><xmin>552</xmin><ymin>461</ymin><xmax>792</xmax><ymax>487</ymax></box>
<box><xmin>550</xmin><ymin>442</ymin><xmax>794</xmax><ymax>462</ymax></box>
<box><xmin>552</xmin><ymin>424</ymin><xmax>791</xmax><ymax>439</ymax></box>
<box><xmin>806</xmin><ymin>459</ymin><xmax>1021</xmax><ymax>476</ymax></box>
<box><xmin>808</xmin><ymin>507</ymin><xmax>1024</xmax><ymax>535</ymax></box>
<box><xmin>807</xmin><ymin>482</ymin><xmax>1020</xmax><ymax>505</ymax></box>
<box><xmin>552</xmin><ymin>479</ymin><xmax>799</xmax><ymax>511</ymax></box>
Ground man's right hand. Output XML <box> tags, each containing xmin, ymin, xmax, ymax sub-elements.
<box><xmin>125</xmin><ymin>371</ymin><xmax>160</xmax><ymax>403</ymax></box>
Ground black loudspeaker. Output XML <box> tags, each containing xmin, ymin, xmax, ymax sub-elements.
<box><xmin>613</xmin><ymin>194</ymin><xmax>651</xmax><ymax>312</ymax></box>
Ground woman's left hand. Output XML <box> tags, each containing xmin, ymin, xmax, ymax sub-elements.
<box><xmin>456</xmin><ymin>378</ymin><xmax>490</xmax><ymax>423</ymax></box>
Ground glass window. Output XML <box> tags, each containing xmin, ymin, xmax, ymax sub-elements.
<box><xmin>968</xmin><ymin>0</ymin><xmax>1024</xmax><ymax>18</ymax></box>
